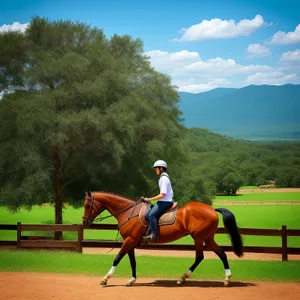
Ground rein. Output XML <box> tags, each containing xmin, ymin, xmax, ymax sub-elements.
<box><xmin>94</xmin><ymin>200</ymin><xmax>141</xmax><ymax>227</ymax></box>
<box><xmin>84</xmin><ymin>192</ymin><xmax>143</xmax><ymax>229</ymax></box>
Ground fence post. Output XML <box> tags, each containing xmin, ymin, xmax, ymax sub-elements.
<box><xmin>281</xmin><ymin>225</ymin><xmax>288</xmax><ymax>261</ymax></box>
<box><xmin>77</xmin><ymin>224</ymin><xmax>83</xmax><ymax>253</ymax></box>
<box><xmin>17</xmin><ymin>222</ymin><xmax>21</xmax><ymax>250</ymax></box>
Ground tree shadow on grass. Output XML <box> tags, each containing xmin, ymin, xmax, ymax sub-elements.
<box><xmin>103</xmin><ymin>279</ymin><xmax>256</xmax><ymax>288</ymax></box>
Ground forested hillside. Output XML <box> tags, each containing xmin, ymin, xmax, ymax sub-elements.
<box><xmin>176</xmin><ymin>128</ymin><xmax>300</xmax><ymax>199</ymax></box>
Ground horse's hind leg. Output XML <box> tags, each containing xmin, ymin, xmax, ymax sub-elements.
<box><xmin>205</xmin><ymin>236</ymin><xmax>231</xmax><ymax>287</ymax></box>
<box><xmin>177</xmin><ymin>237</ymin><xmax>204</xmax><ymax>285</ymax></box>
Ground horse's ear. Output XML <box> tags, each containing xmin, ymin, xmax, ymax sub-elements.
<box><xmin>88</xmin><ymin>190</ymin><xmax>92</xmax><ymax>197</ymax></box>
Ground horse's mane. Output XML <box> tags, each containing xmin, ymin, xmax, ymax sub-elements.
<box><xmin>94</xmin><ymin>191</ymin><xmax>137</xmax><ymax>203</ymax></box>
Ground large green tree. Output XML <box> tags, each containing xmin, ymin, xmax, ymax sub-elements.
<box><xmin>0</xmin><ymin>17</ymin><xmax>184</xmax><ymax>236</ymax></box>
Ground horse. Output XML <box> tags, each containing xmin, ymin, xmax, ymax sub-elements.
<box><xmin>82</xmin><ymin>191</ymin><xmax>243</xmax><ymax>287</ymax></box>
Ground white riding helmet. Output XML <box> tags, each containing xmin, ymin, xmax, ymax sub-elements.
<box><xmin>153</xmin><ymin>160</ymin><xmax>167</xmax><ymax>169</ymax></box>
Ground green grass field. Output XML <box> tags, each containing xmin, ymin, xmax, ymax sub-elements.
<box><xmin>0</xmin><ymin>204</ymin><xmax>299</xmax><ymax>247</ymax></box>
<box><xmin>0</xmin><ymin>250</ymin><xmax>299</xmax><ymax>282</ymax></box>
<box><xmin>1</xmin><ymin>191</ymin><xmax>300</xmax><ymax>282</ymax></box>
<box><xmin>239</xmin><ymin>186</ymin><xmax>259</xmax><ymax>189</ymax></box>
<box><xmin>0</xmin><ymin>190</ymin><xmax>300</xmax><ymax>247</ymax></box>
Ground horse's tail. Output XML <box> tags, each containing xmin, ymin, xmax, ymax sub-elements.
<box><xmin>215</xmin><ymin>208</ymin><xmax>244</xmax><ymax>257</ymax></box>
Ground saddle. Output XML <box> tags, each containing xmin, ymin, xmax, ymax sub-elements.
<box><xmin>139</xmin><ymin>202</ymin><xmax>178</xmax><ymax>227</ymax></box>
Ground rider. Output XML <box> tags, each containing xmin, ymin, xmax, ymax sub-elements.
<box><xmin>143</xmin><ymin>160</ymin><xmax>174</xmax><ymax>242</ymax></box>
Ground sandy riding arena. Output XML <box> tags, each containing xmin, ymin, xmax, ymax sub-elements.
<box><xmin>1</xmin><ymin>272</ymin><xmax>299</xmax><ymax>300</ymax></box>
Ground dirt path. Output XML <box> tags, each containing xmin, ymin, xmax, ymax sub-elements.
<box><xmin>1</xmin><ymin>272</ymin><xmax>299</xmax><ymax>300</ymax></box>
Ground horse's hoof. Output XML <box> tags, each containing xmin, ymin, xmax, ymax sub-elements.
<box><xmin>224</xmin><ymin>279</ymin><xmax>230</xmax><ymax>287</ymax></box>
<box><xmin>100</xmin><ymin>279</ymin><xmax>107</xmax><ymax>285</ymax></box>
<box><xmin>177</xmin><ymin>278</ymin><xmax>185</xmax><ymax>285</ymax></box>
<box><xmin>177</xmin><ymin>270</ymin><xmax>191</xmax><ymax>285</ymax></box>
<box><xmin>126</xmin><ymin>278</ymin><xmax>136</xmax><ymax>287</ymax></box>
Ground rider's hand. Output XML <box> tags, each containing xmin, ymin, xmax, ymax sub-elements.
<box><xmin>140</xmin><ymin>197</ymin><xmax>146</xmax><ymax>202</ymax></box>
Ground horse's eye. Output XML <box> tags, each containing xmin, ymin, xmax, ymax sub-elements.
<box><xmin>85</xmin><ymin>205</ymin><xmax>90</xmax><ymax>209</ymax></box>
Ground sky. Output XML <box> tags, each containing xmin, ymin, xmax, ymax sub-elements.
<box><xmin>1</xmin><ymin>0</ymin><xmax>300</xmax><ymax>93</ymax></box>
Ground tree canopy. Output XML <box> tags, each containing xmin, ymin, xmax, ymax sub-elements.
<box><xmin>0</xmin><ymin>17</ymin><xmax>189</xmax><ymax>228</ymax></box>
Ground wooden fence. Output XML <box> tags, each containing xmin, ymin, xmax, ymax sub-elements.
<box><xmin>213</xmin><ymin>201</ymin><xmax>300</xmax><ymax>206</ymax></box>
<box><xmin>0</xmin><ymin>223</ymin><xmax>300</xmax><ymax>261</ymax></box>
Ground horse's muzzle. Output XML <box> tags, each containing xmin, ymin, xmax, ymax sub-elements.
<box><xmin>82</xmin><ymin>216</ymin><xmax>93</xmax><ymax>227</ymax></box>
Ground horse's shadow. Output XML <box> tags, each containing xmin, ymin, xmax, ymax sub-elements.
<box><xmin>103</xmin><ymin>280</ymin><xmax>256</xmax><ymax>288</ymax></box>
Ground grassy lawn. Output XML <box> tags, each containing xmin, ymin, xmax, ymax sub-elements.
<box><xmin>239</xmin><ymin>186</ymin><xmax>259</xmax><ymax>189</ymax></box>
<box><xmin>1</xmin><ymin>190</ymin><xmax>300</xmax><ymax>248</ymax></box>
<box><xmin>170</xmin><ymin>204</ymin><xmax>300</xmax><ymax>247</ymax></box>
<box><xmin>213</xmin><ymin>205</ymin><xmax>300</xmax><ymax>247</ymax></box>
<box><xmin>1</xmin><ymin>205</ymin><xmax>300</xmax><ymax>247</ymax></box>
<box><xmin>0</xmin><ymin>250</ymin><xmax>299</xmax><ymax>282</ymax></box>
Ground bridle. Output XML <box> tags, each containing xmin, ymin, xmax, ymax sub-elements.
<box><xmin>82</xmin><ymin>192</ymin><xmax>101</xmax><ymax>225</ymax></box>
<box><xmin>82</xmin><ymin>192</ymin><xmax>143</xmax><ymax>227</ymax></box>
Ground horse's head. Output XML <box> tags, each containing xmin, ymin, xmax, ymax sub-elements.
<box><xmin>82</xmin><ymin>191</ymin><xmax>105</xmax><ymax>227</ymax></box>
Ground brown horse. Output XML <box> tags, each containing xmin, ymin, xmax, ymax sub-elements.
<box><xmin>82</xmin><ymin>191</ymin><xmax>243</xmax><ymax>287</ymax></box>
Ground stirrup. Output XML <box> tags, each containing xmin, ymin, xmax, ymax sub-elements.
<box><xmin>143</xmin><ymin>234</ymin><xmax>158</xmax><ymax>242</ymax></box>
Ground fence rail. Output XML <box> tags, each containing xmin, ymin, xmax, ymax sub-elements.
<box><xmin>0</xmin><ymin>223</ymin><xmax>299</xmax><ymax>261</ymax></box>
<box><xmin>213</xmin><ymin>201</ymin><xmax>300</xmax><ymax>206</ymax></box>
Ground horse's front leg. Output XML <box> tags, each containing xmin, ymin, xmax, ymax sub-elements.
<box><xmin>126</xmin><ymin>248</ymin><xmax>136</xmax><ymax>286</ymax></box>
<box><xmin>100</xmin><ymin>237</ymin><xmax>137</xmax><ymax>286</ymax></box>
<box><xmin>100</xmin><ymin>250</ymin><xmax>126</xmax><ymax>285</ymax></box>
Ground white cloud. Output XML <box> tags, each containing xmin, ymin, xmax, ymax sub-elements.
<box><xmin>146</xmin><ymin>50</ymin><xmax>299</xmax><ymax>93</ymax></box>
<box><xmin>180</xmin><ymin>57</ymin><xmax>272</xmax><ymax>77</ymax></box>
<box><xmin>247</xmin><ymin>44</ymin><xmax>271</xmax><ymax>57</ymax></box>
<box><xmin>175</xmin><ymin>78</ymin><xmax>232</xmax><ymax>93</ymax></box>
<box><xmin>145</xmin><ymin>50</ymin><xmax>201</xmax><ymax>72</ymax></box>
<box><xmin>175</xmin><ymin>15</ymin><xmax>265</xmax><ymax>42</ymax></box>
<box><xmin>0</xmin><ymin>22</ymin><xmax>29</xmax><ymax>33</ymax></box>
<box><xmin>147</xmin><ymin>51</ymin><xmax>272</xmax><ymax>77</ymax></box>
<box><xmin>269</xmin><ymin>24</ymin><xmax>300</xmax><ymax>45</ymax></box>
<box><xmin>280</xmin><ymin>49</ymin><xmax>300</xmax><ymax>62</ymax></box>
<box><xmin>246</xmin><ymin>72</ymin><xmax>298</xmax><ymax>85</ymax></box>
<box><xmin>146</xmin><ymin>50</ymin><xmax>201</xmax><ymax>62</ymax></box>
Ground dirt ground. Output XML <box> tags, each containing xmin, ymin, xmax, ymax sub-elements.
<box><xmin>1</xmin><ymin>271</ymin><xmax>300</xmax><ymax>300</ymax></box>
<box><xmin>1</xmin><ymin>248</ymin><xmax>299</xmax><ymax>299</ymax></box>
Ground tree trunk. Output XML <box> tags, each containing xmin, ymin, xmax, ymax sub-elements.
<box><xmin>52</xmin><ymin>148</ymin><xmax>64</xmax><ymax>240</ymax></box>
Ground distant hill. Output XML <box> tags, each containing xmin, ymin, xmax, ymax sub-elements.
<box><xmin>178</xmin><ymin>84</ymin><xmax>300</xmax><ymax>141</ymax></box>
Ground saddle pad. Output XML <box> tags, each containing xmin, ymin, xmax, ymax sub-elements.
<box><xmin>139</xmin><ymin>203</ymin><xmax>178</xmax><ymax>227</ymax></box>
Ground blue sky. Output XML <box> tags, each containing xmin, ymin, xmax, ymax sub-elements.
<box><xmin>1</xmin><ymin>0</ymin><xmax>300</xmax><ymax>93</ymax></box>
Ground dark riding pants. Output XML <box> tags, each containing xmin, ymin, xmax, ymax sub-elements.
<box><xmin>147</xmin><ymin>201</ymin><xmax>173</xmax><ymax>236</ymax></box>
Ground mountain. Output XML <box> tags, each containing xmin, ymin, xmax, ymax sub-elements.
<box><xmin>178</xmin><ymin>84</ymin><xmax>300</xmax><ymax>141</ymax></box>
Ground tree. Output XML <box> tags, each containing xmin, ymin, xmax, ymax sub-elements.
<box><xmin>222</xmin><ymin>172</ymin><xmax>244</xmax><ymax>195</ymax></box>
<box><xmin>173</xmin><ymin>167</ymin><xmax>215</xmax><ymax>206</ymax></box>
<box><xmin>0</xmin><ymin>17</ymin><xmax>183</xmax><ymax>238</ymax></box>
<box><xmin>292</xmin><ymin>175</ymin><xmax>300</xmax><ymax>188</ymax></box>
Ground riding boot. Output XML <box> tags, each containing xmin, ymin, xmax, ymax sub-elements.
<box><xmin>143</xmin><ymin>217</ymin><xmax>158</xmax><ymax>242</ymax></box>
